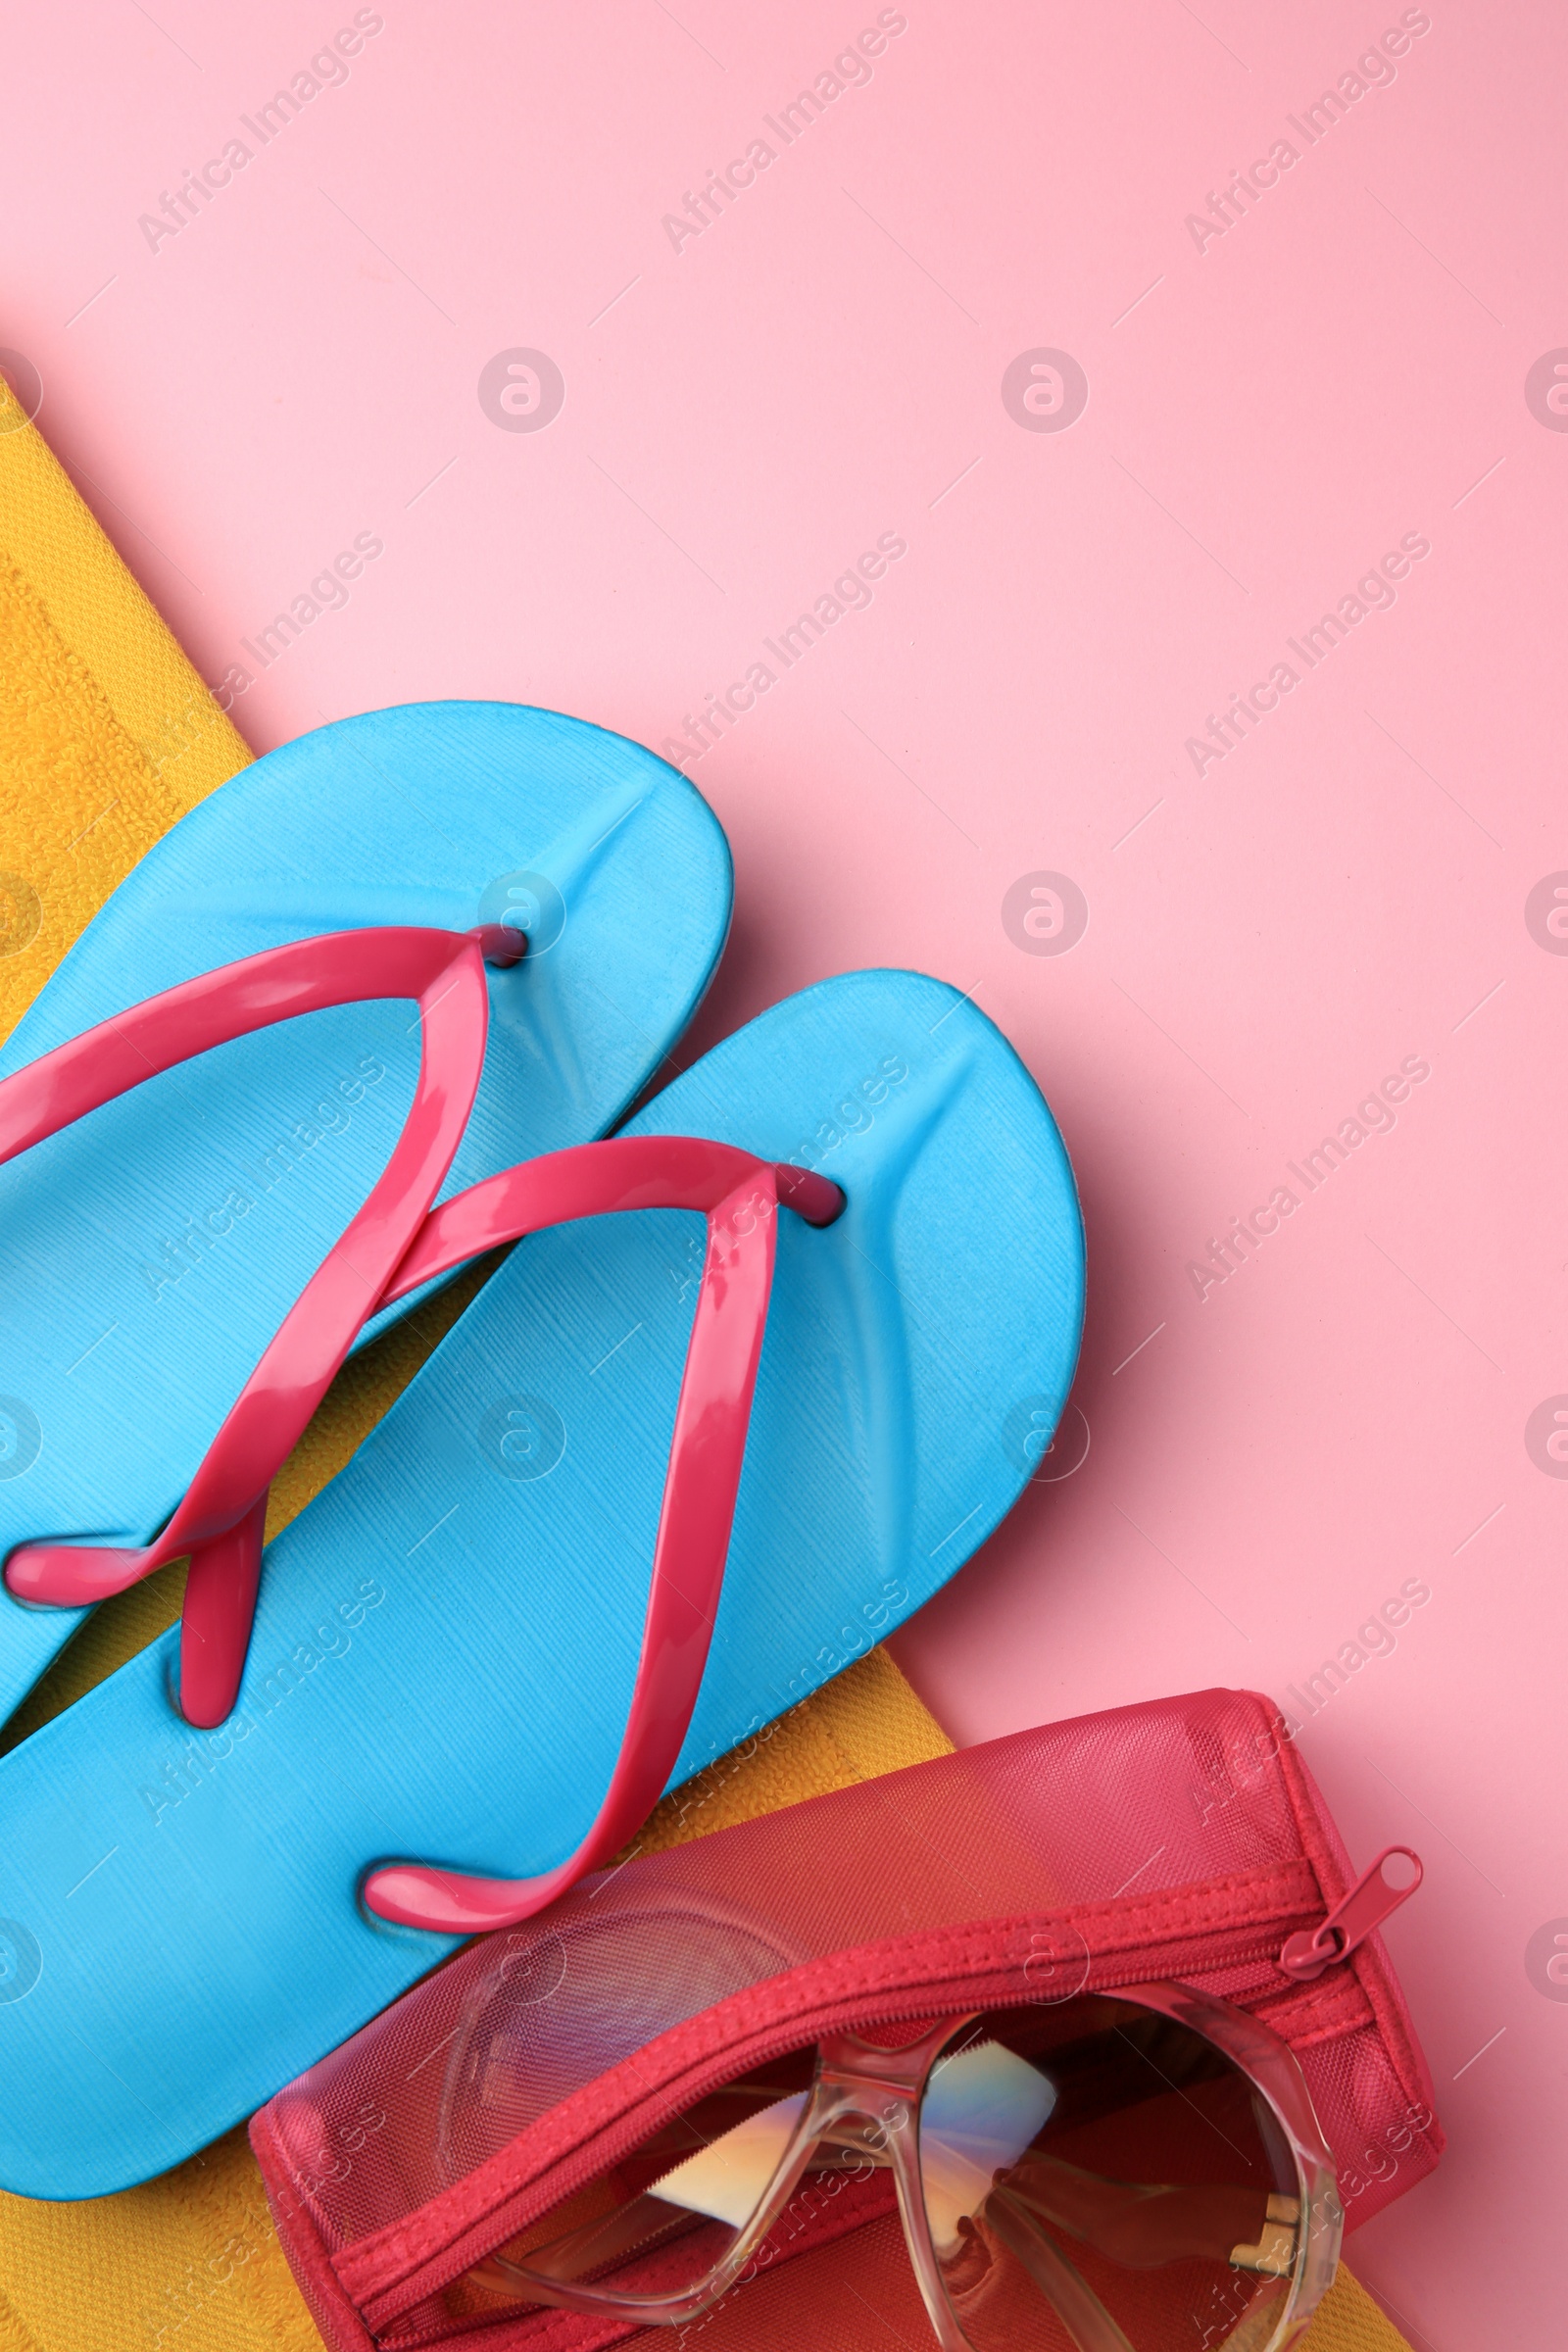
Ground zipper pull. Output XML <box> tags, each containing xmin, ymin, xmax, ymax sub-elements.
<box><xmin>1279</xmin><ymin>1847</ymin><xmax>1423</xmax><ymax>1982</ymax></box>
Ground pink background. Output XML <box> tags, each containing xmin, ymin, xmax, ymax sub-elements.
<box><xmin>3</xmin><ymin>2</ymin><xmax>1564</xmax><ymax>2339</ymax></box>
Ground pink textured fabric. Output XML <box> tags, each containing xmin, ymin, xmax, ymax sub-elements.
<box><xmin>251</xmin><ymin>1688</ymin><xmax>1442</xmax><ymax>2349</ymax></box>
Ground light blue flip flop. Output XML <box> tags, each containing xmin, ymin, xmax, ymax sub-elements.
<box><xmin>0</xmin><ymin>702</ymin><xmax>731</xmax><ymax>1722</ymax></box>
<box><xmin>0</xmin><ymin>969</ymin><xmax>1083</xmax><ymax>2196</ymax></box>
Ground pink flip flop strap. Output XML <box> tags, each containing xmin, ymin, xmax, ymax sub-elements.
<box><xmin>362</xmin><ymin>1135</ymin><xmax>844</xmax><ymax>1936</ymax></box>
<box><xmin>2</xmin><ymin>926</ymin><xmax>502</xmax><ymax>1727</ymax></box>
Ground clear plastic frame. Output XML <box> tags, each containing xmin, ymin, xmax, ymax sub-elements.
<box><xmin>464</xmin><ymin>1980</ymin><xmax>1344</xmax><ymax>2351</ymax></box>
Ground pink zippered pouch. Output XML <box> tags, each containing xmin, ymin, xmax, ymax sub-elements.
<box><xmin>252</xmin><ymin>1687</ymin><xmax>1442</xmax><ymax>2348</ymax></box>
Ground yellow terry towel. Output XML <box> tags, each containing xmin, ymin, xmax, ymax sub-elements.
<box><xmin>0</xmin><ymin>372</ymin><xmax>1415</xmax><ymax>2352</ymax></box>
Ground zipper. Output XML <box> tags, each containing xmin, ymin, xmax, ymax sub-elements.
<box><xmin>1278</xmin><ymin>1847</ymin><xmax>1423</xmax><ymax>1983</ymax></box>
<box><xmin>356</xmin><ymin>1863</ymin><xmax>1423</xmax><ymax>2327</ymax></box>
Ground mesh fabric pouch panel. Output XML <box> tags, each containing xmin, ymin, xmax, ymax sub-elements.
<box><xmin>251</xmin><ymin>1688</ymin><xmax>1442</xmax><ymax>2349</ymax></box>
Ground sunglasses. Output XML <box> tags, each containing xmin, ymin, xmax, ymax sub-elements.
<box><xmin>454</xmin><ymin>1980</ymin><xmax>1343</xmax><ymax>2351</ymax></box>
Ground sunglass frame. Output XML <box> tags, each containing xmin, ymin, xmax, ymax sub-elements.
<box><xmin>470</xmin><ymin>1978</ymin><xmax>1345</xmax><ymax>2351</ymax></box>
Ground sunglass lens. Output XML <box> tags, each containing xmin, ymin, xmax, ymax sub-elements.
<box><xmin>919</xmin><ymin>2000</ymin><xmax>1304</xmax><ymax>2351</ymax></box>
<box><xmin>464</xmin><ymin>2042</ymin><xmax>891</xmax><ymax>2320</ymax></box>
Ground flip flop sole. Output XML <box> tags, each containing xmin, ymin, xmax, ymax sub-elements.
<box><xmin>0</xmin><ymin>702</ymin><xmax>730</xmax><ymax>1718</ymax></box>
<box><xmin>0</xmin><ymin>970</ymin><xmax>1082</xmax><ymax>2195</ymax></box>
